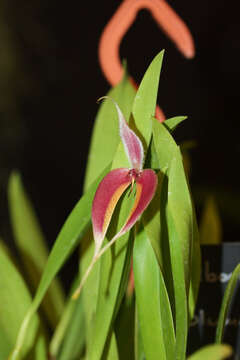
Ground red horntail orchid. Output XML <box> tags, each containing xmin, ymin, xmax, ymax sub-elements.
<box><xmin>72</xmin><ymin>98</ymin><xmax>157</xmax><ymax>299</ymax></box>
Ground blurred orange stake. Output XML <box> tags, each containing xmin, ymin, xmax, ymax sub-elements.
<box><xmin>98</xmin><ymin>0</ymin><xmax>195</xmax><ymax>122</ymax></box>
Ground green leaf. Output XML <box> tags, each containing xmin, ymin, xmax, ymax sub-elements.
<box><xmin>142</xmin><ymin>171</ymin><xmax>164</xmax><ymax>268</ymax></box>
<box><xmin>84</xmin><ymin>71</ymin><xmax>135</xmax><ymax>191</ymax></box>
<box><xmin>153</xmin><ymin>119</ymin><xmax>196</xmax><ymax>359</ymax></box>
<box><xmin>50</xmin><ymin>278</ymin><xmax>85</xmax><ymax>359</ymax></box>
<box><xmin>216</xmin><ymin>263</ymin><xmax>240</xmax><ymax>343</ymax></box>
<box><xmin>164</xmin><ymin>116</ymin><xmax>187</xmax><ymax>131</ymax></box>
<box><xmin>34</xmin><ymin>335</ymin><xmax>48</xmax><ymax>360</ymax></box>
<box><xmin>8</xmin><ymin>172</ymin><xmax>65</xmax><ymax>328</ymax></box>
<box><xmin>49</xmin><ymin>295</ymin><xmax>76</xmax><ymax>357</ymax></box>
<box><xmin>189</xmin><ymin>209</ymin><xmax>201</xmax><ymax>320</ymax></box>
<box><xmin>166</xmin><ymin>210</ymin><xmax>188</xmax><ymax>360</ymax></box>
<box><xmin>0</xmin><ymin>244</ymin><xmax>45</xmax><ymax>359</ymax></box>
<box><xmin>132</xmin><ymin>51</ymin><xmax>164</xmax><ymax>150</ymax></box>
<box><xmin>152</xmin><ymin>118</ymin><xmax>178</xmax><ymax>171</ymax></box>
<box><xmin>106</xmin><ymin>333</ymin><xmax>120</xmax><ymax>360</ymax></box>
<box><xmin>134</xmin><ymin>308</ymin><xmax>145</xmax><ymax>360</ymax></box>
<box><xmin>58</xmin><ymin>295</ymin><xmax>85</xmax><ymax>360</ymax></box>
<box><xmin>133</xmin><ymin>227</ymin><xmax>175</xmax><ymax>360</ymax></box>
<box><xmin>10</xmin><ymin>164</ymin><xmax>111</xmax><ymax>360</ymax></box>
<box><xmin>187</xmin><ymin>344</ymin><xmax>232</xmax><ymax>360</ymax></box>
<box><xmin>153</xmin><ymin>120</ymin><xmax>192</xmax><ymax>286</ymax></box>
<box><xmin>81</xmin><ymin>231</ymin><xmax>101</xmax><ymax>351</ymax></box>
<box><xmin>144</xmin><ymin>137</ymin><xmax>160</xmax><ymax>170</ymax></box>
<box><xmin>167</xmin><ymin>151</ymin><xmax>193</xmax><ymax>291</ymax></box>
<box><xmin>200</xmin><ymin>195</ymin><xmax>222</xmax><ymax>244</ymax></box>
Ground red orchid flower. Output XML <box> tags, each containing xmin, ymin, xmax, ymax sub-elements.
<box><xmin>73</xmin><ymin>98</ymin><xmax>157</xmax><ymax>299</ymax></box>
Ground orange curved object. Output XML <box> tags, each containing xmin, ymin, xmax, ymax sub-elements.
<box><xmin>99</xmin><ymin>0</ymin><xmax>195</xmax><ymax>87</ymax></box>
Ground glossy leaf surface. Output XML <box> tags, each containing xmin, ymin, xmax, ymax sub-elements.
<box><xmin>132</xmin><ymin>51</ymin><xmax>164</xmax><ymax>149</ymax></box>
<box><xmin>152</xmin><ymin>118</ymin><xmax>200</xmax><ymax>304</ymax></box>
<box><xmin>152</xmin><ymin>119</ymin><xmax>200</xmax><ymax>359</ymax></box>
<box><xmin>133</xmin><ymin>227</ymin><xmax>175</xmax><ymax>360</ymax></box>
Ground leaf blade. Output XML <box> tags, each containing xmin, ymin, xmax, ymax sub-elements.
<box><xmin>215</xmin><ymin>263</ymin><xmax>240</xmax><ymax>343</ymax></box>
<box><xmin>133</xmin><ymin>227</ymin><xmax>175</xmax><ymax>360</ymax></box>
<box><xmin>132</xmin><ymin>51</ymin><xmax>164</xmax><ymax>149</ymax></box>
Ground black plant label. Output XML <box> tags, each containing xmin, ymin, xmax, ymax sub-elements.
<box><xmin>188</xmin><ymin>244</ymin><xmax>240</xmax><ymax>357</ymax></box>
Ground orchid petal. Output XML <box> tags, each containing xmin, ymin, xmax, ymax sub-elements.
<box><xmin>118</xmin><ymin>169</ymin><xmax>158</xmax><ymax>237</ymax></box>
<box><xmin>92</xmin><ymin>168</ymin><xmax>131</xmax><ymax>254</ymax></box>
<box><xmin>99</xmin><ymin>97</ymin><xmax>144</xmax><ymax>170</ymax></box>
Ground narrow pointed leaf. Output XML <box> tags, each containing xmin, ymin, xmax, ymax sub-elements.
<box><xmin>84</xmin><ymin>71</ymin><xmax>135</xmax><ymax>191</ymax></box>
<box><xmin>153</xmin><ymin>119</ymin><xmax>195</xmax><ymax>292</ymax></box>
<box><xmin>132</xmin><ymin>51</ymin><xmax>164</xmax><ymax>149</ymax></box>
<box><xmin>106</xmin><ymin>333</ymin><xmax>120</xmax><ymax>360</ymax></box>
<box><xmin>10</xmin><ymin>164</ymin><xmax>110</xmax><ymax>360</ymax></box>
<box><xmin>58</xmin><ymin>295</ymin><xmax>85</xmax><ymax>360</ymax></box>
<box><xmin>133</xmin><ymin>227</ymin><xmax>175</xmax><ymax>360</ymax></box>
<box><xmin>8</xmin><ymin>172</ymin><xmax>65</xmax><ymax>328</ymax></box>
<box><xmin>81</xmin><ymin>231</ymin><xmax>101</xmax><ymax>351</ymax></box>
<box><xmin>50</xmin><ymin>294</ymin><xmax>76</xmax><ymax>357</ymax></box>
<box><xmin>166</xmin><ymin>209</ymin><xmax>188</xmax><ymax>360</ymax></box>
<box><xmin>189</xmin><ymin>209</ymin><xmax>201</xmax><ymax>320</ymax></box>
<box><xmin>49</xmin><ymin>277</ymin><xmax>85</xmax><ymax>359</ymax></box>
<box><xmin>216</xmin><ymin>263</ymin><xmax>240</xmax><ymax>343</ymax></box>
<box><xmin>134</xmin><ymin>308</ymin><xmax>145</xmax><ymax>360</ymax></box>
<box><xmin>168</xmin><ymin>151</ymin><xmax>192</xmax><ymax>292</ymax></box>
<box><xmin>187</xmin><ymin>344</ymin><xmax>232</xmax><ymax>360</ymax></box>
<box><xmin>164</xmin><ymin>116</ymin><xmax>187</xmax><ymax>132</ymax></box>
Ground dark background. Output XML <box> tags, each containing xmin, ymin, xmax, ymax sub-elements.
<box><xmin>1</xmin><ymin>1</ymin><xmax>240</xmax><ymax>254</ymax></box>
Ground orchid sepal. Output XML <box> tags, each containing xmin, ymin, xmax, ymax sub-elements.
<box><xmin>98</xmin><ymin>97</ymin><xmax>144</xmax><ymax>170</ymax></box>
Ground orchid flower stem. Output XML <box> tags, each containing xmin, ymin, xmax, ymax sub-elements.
<box><xmin>72</xmin><ymin>235</ymin><xmax>120</xmax><ymax>300</ymax></box>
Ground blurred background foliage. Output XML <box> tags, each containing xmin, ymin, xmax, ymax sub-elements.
<box><xmin>0</xmin><ymin>0</ymin><xmax>240</xmax><ymax>289</ymax></box>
